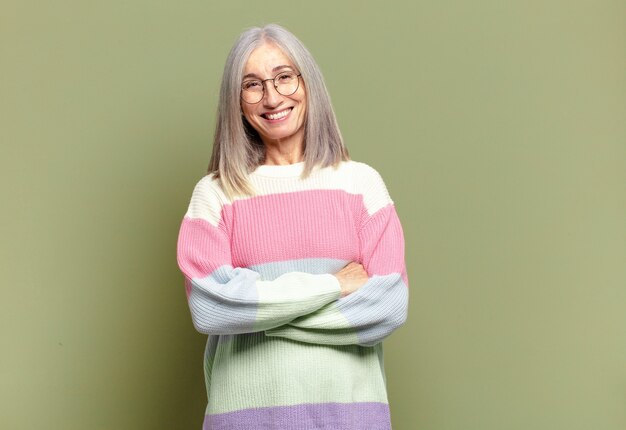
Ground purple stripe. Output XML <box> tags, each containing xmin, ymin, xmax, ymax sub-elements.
<box><xmin>203</xmin><ymin>401</ymin><xmax>391</xmax><ymax>430</ymax></box>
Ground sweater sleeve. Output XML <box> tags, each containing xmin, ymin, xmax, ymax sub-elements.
<box><xmin>264</xmin><ymin>165</ymin><xmax>409</xmax><ymax>347</ymax></box>
<box><xmin>176</xmin><ymin>175</ymin><xmax>342</xmax><ymax>336</ymax></box>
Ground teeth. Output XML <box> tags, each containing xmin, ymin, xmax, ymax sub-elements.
<box><xmin>266</xmin><ymin>108</ymin><xmax>291</xmax><ymax>120</ymax></box>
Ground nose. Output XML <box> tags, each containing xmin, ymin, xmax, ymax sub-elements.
<box><xmin>262</xmin><ymin>80</ymin><xmax>283</xmax><ymax>107</ymax></box>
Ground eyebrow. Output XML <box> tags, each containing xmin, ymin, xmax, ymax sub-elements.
<box><xmin>242</xmin><ymin>65</ymin><xmax>294</xmax><ymax>80</ymax></box>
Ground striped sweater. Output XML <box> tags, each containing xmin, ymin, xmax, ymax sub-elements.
<box><xmin>176</xmin><ymin>159</ymin><xmax>409</xmax><ymax>430</ymax></box>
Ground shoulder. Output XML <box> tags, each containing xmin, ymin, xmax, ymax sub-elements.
<box><xmin>345</xmin><ymin>160</ymin><xmax>394</xmax><ymax>215</ymax></box>
<box><xmin>184</xmin><ymin>173</ymin><xmax>230</xmax><ymax>225</ymax></box>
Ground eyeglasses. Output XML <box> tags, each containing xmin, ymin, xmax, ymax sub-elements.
<box><xmin>241</xmin><ymin>70</ymin><xmax>302</xmax><ymax>104</ymax></box>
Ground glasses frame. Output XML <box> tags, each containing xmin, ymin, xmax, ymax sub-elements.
<box><xmin>240</xmin><ymin>71</ymin><xmax>302</xmax><ymax>104</ymax></box>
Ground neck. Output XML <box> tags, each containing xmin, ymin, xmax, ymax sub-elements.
<box><xmin>262</xmin><ymin>133</ymin><xmax>305</xmax><ymax>165</ymax></box>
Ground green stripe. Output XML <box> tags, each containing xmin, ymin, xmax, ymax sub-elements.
<box><xmin>204</xmin><ymin>332</ymin><xmax>388</xmax><ymax>414</ymax></box>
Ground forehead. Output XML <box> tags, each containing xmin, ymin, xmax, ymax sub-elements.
<box><xmin>243</xmin><ymin>43</ymin><xmax>295</xmax><ymax>76</ymax></box>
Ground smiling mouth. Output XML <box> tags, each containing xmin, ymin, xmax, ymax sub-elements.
<box><xmin>261</xmin><ymin>107</ymin><xmax>293</xmax><ymax>120</ymax></box>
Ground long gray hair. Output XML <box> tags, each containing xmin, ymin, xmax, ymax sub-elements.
<box><xmin>207</xmin><ymin>23</ymin><xmax>350</xmax><ymax>199</ymax></box>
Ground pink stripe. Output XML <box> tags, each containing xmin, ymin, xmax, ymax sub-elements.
<box><xmin>229</xmin><ymin>190</ymin><xmax>364</xmax><ymax>267</ymax></box>
<box><xmin>177</xmin><ymin>216</ymin><xmax>231</xmax><ymax>279</ymax></box>
<box><xmin>360</xmin><ymin>204</ymin><xmax>408</xmax><ymax>285</ymax></box>
<box><xmin>178</xmin><ymin>189</ymin><xmax>407</xmax><ymax>285</ymax></box>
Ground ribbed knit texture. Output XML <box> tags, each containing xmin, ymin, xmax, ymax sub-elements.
<box><xmin>176</xmin><ymin>160</ymin><xmax>409</xmax><ymax>430</ymax></box>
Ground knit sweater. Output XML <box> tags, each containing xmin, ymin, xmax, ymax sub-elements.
<box><xmin>176</xmin><ymin>159</ymin><xmax>409</xmax><ymax>430</ymax></box>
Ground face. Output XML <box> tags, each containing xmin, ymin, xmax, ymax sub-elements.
<box><xmin>240</xmin><ymin>43</ymin><xmax>307</xmax><ymax>147</ymax></box>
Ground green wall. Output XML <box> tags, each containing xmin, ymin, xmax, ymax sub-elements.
<box><xmin>1</xmin><ymin>1</ymin><xmax>624</xmax><ymax>429</ymax></box>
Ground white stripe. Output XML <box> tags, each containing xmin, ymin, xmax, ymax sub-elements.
<box><xmin>184</xmin><ymin>160</ymin><xmax>394</xmax><ymax>225</ymax></box>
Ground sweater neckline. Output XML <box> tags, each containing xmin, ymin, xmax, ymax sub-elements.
<box><xmin>251</xmin><ymin>161</ymin><xmax>306</xmax><ymax>178</ymax></box>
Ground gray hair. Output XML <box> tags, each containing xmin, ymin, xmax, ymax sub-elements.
<box><xmin>207</xmin><ymin>23</ymin><xmax>350</xmax><ymax>198</ymax></box>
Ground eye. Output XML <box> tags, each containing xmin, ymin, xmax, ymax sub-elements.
<box><xmin>277</xmin><ymin>72</ymin><xmax>296</xmax><ymax>81</ymax></box>
<box><xmin>242</xmin><ymin>80</ymin><xmax>262</xmax><ymax>90</ymax></box>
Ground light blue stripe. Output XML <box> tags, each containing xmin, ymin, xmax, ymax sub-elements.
<box><xmin>338</xmin><ymin>273</ymin><xmax>408</xmax><ymax>346</ymax></box>
<box><xmin>190</xmin><ymin>266</ymin><xmax>261</xmax><ymax>333</ymax></box>
<box><xmin>190</xmin><ymin>258</ymin><xmax>406</xmax><ymax>344</ymax></box>
<box><xmin>190</xmin><ymin>259</ymin><xmax>349</xmax><ymax>334</ymax></box>
<box><xmin>248</xmin><ymin>257</ymin><xmax>350</xmax><ymax>280</ymax></box>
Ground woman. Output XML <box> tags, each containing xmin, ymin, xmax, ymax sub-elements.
<box><xmin>176</xmin><ymin>23</ymin><xmax>409</xmax><ymax>430</ymax></box>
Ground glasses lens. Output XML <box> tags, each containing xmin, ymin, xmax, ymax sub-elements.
<box><xmin>275</xmin><ymin>72</ymin><xmax>299</xmax><ymax>96</ymax></box>
<box><xmin>242</xmin><ymin>80</ymin><xmax>263</xmax><ymax>103</ymax></box>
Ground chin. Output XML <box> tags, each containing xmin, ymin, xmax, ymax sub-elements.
<box><xmin>261</xmin><ymin>130</ymin><xmax>299</xmax><ymax>142</ymax></box>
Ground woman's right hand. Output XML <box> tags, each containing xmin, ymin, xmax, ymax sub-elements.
<box><xmin>334</xmin><ymin>262</ymin><xmax>369</xmax><ymax>298</ymax></box>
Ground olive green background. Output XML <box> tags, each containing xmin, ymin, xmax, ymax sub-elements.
<box><xmin>1</xmin><ymin>1</ymin><xmax>624</xmax><ymax>429</ymax></box>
